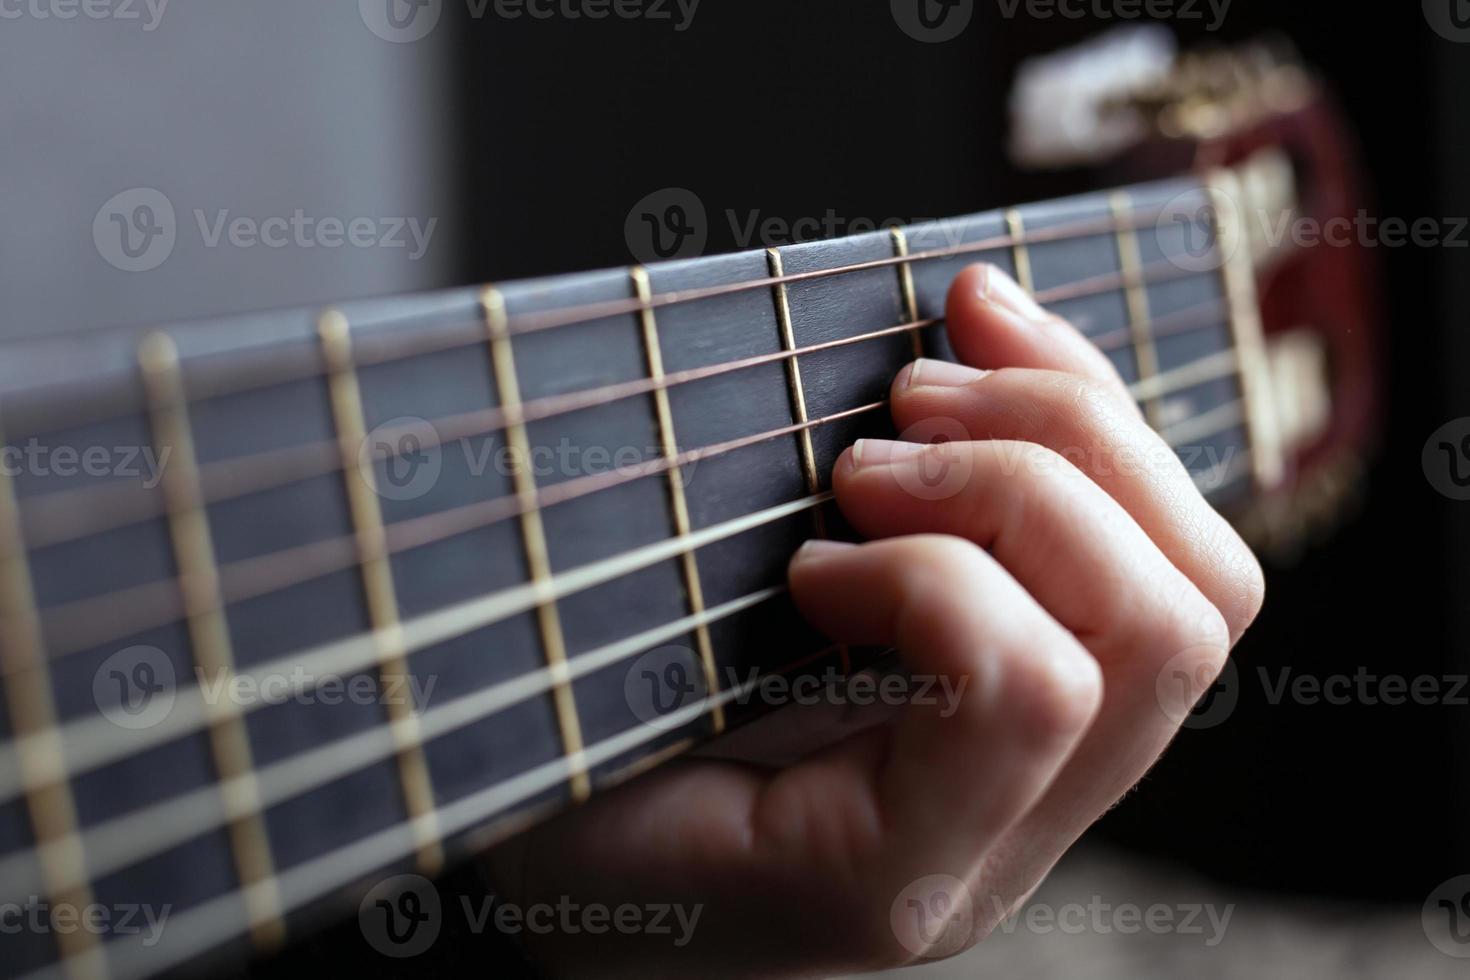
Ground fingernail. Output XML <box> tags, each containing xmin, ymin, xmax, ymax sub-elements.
<box><xmin>852</xmin><ymin>439</ymin><xmax>927</xmax><ymax>468</ymax></box>
<box><xmin>791</xmin><ymin>539</ymin><xmax>857</xmax><ymax>564</ymax></box>
<box><xmin>980</xmin><ymin>264</ymin><xmax>1049</xmax><ymax>322</ymax></box>
<box><xmin>901</xmin><ymin>358</ymin><xmax>988</xmax><ymax>390</ymax></box>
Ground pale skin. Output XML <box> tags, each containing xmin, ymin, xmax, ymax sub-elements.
<box><xmin>484</xmin><ymin>263</ymin><xmax>1265</xmax><ymax>977</ymax></box>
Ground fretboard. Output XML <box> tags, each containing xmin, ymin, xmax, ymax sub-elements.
<box><xmin>0</xmin><ymin>174</ymin><xmax>1268</xmax><ymax>980</ymax></box>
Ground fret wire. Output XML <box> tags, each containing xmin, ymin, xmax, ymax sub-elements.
<box><xmin>32</xmin><ymin>642</ymin><xmax>842</xmax><ymax>980</ymax></box>
<box><xmin>9</xmin><ymin>290</ymin><xmax>1232</xmax><ymax>676</ymax></box>
<box><xmin>0</xmin><ymin>427</ymin><xmax>107</xmax><ymax>980</ymax></box>
<box><xmin>138</xmin><ymin>333</ymin><xmax>286</xmax><ymax>952</ymax></box>
<box><xmin>19</xmin><ymin>398</ymin><xmax>883</xmax><ymax>666</ymax></box>
<box><xmin>17</xmin><ymin>259</ymin><xmax>1215</xmax><ymax>559</ymax></box>
<box><xmin>21</xmin><ymin>317</ymin><xmax>939</xmax><ymax>553</ymax></box>
<box><xmin>317</xmin><ymin>312</ymin><xmax>444</xmax><ymax>874</ymax></box>
<box><xmin>0</xmin><ymin>372</ymin><xmax>1255</xmax><ymax>911</ymax></box>
<box><xmin>1005</xmin><ymin>209</ymin><xmax>1035</xmax><ymax>293</ymax></box>
<box><xmin>766</xmin><ymin>249</ymin><xmax>823</xmax><ymax>504</ymax></box>
<box><xmin>0</xmin><ymin>487</ymin><xmax>833</xmax><ymax>810</ymax></box>
<box><xmin>2</xmin><ymin>197</ymin><xmax>1193</xmax><ymax>449</ymax></box>
<box><xmin>889</xmin><ymin>228</ymin><xmax>926</xmax><ymax>360</ymax></box>
<box><xmin>766</xmin><ymin>248</ymin><xmax>848</xmax><ymax>672</ymax></box>
<box><xmin>482</xmin><ymin>287</ymin><xmax>591</xmax><ymax>804</ymax></box>
<box><xmin>630</xmin><ymin>267</ymin><xmax>725</xmax><ymax>734</ymax></box>
<box><xmin>1207</xmin><ymin>171</ymin><xmax>1285</xmax><ymax>490</ymax></box>
<box><xmin>0</xmin><ymin>581</ymin><xmax>785</xmax><ymax>910</ymax></box>
<box><xmin>1110</xmin><ymin>192</ymin><xmax>1166</xmax><ymax>430</ymax></box>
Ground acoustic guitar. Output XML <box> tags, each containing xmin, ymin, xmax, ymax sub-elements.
<box><xmin>0</xmin><ymin>38</ymin><xmax>1378</xmax><ymax>979</ymax></box>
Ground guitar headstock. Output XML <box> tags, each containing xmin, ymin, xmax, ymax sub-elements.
<box><xmin>1011</xmin><ymin>29</ymin><xmax>1382</xmax><ymax>559</ymax></box>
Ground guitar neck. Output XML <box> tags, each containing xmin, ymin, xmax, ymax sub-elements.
<box><xmin>0</xmin><ymin>172</ymin><xmax>1272</xmax><ymax>980</ymax></box>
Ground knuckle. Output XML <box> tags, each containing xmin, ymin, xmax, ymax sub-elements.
<box><xmin>1155</xmin><ymin>591</ymin><xmax>1232</xmax><ymax>669</ymax></box>
<box><xmin>1001</xmin><ymin>632</ymin><xmax>1103</xmax><ymax>745</ymax></box>
<box><xmin>1060</xmin><ymin>374</ymin><xmax>1128</xmax><ymax>433</ymax></box>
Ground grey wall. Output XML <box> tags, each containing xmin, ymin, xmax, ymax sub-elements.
<box><xmin>1</xmin><ymin>0</ymin><xmax>458</xmax><ymax>341</ymax></box>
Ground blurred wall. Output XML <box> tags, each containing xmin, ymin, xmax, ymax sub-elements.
<box><xmin>0</xmin><ymin>0</ymin><xmax>460</xmax><ymax>340</ymax></box>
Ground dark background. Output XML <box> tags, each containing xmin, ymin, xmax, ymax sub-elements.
<box><xmin>449</xmin><ymin>1</ymin><xmax>1468</xmax><ymax>903</ymax></box>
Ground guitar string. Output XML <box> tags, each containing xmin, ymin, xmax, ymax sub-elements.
<box><xmin>5</xmin><ymin>195</ymin><xmax>1246</xmax><ymax>975</ymax></box>
<box><xmin>0</xmin><ymin>193</ymin><xmax>1209</xmax><ymax>444</ymax></box>
<box><xmin>0</xmin><ymin>583</ymin><xmax>790</xmax><ymax>907</ymax></box>
<box><xmin>0</xmin><ymin>490</ymin><xmax>833</xmax><ymax>805</ymax></box>
<box><xmin>13</xmin><ymin>267</ymin><xmax>1222</xmax><ymax>556</ymax></box>
<box><xmin>9</xmin><ymin>296</ymin><xmax>1238</xmax><ymax>671</ymax></box>
<box><xmin>17</xmin><ymin>645</ymin><xmax>841</xmax><ymax>980</ymax></box>
<box><xmin>0</xmin><ymin>369</ymin><xmax>1253</xmax><ymax>809</ymax></box>
<box><xmin>2</xmin><ymin>407</ymin><xmax>1257</xmax><ymax>907</ymax></box>
<box><xmin>10</xmin><ymin>422</ymin><xmax>1252</xmax><ymax>977</ymax></box>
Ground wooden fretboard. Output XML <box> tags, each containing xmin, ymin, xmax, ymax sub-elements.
<box><xmin>0</xmin><ymin>173</ymin><xmax>1268</xmax><ymax>980</ymax></box>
